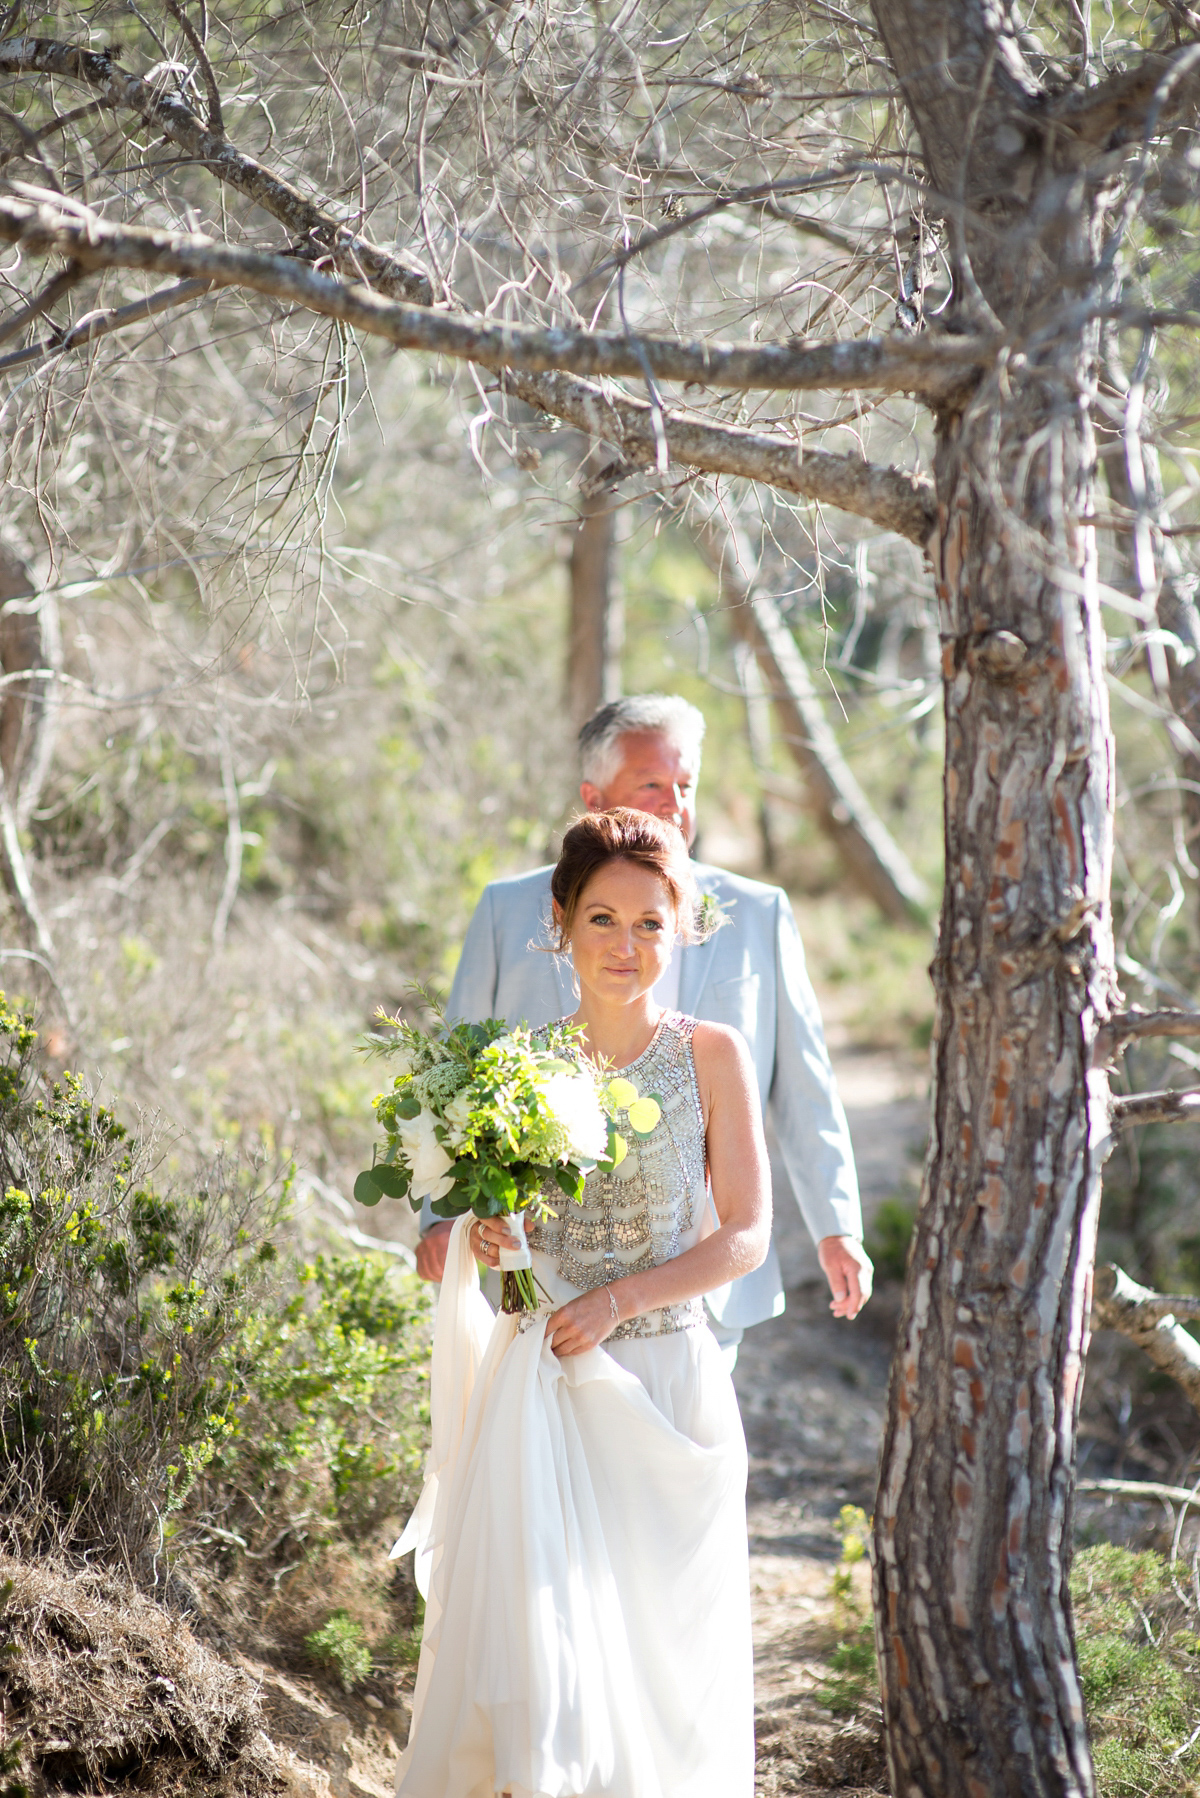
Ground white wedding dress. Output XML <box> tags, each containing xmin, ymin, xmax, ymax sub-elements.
<box><xmin>392</xmin><ymin>1013</ymin><xmax>754</xmax><ymax>1798</ymax></box>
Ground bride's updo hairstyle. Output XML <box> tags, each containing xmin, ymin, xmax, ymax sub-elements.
<box><xmin>550</xmin><ymin>808</ymin><xmax>701</xmax><ymax>951</ymax></box>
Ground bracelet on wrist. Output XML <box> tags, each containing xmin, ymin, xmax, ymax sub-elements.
<box><xmin>605</xmin><ymin>1285</ymin><xmax>620</xmax><ymax>1324</ymax></box>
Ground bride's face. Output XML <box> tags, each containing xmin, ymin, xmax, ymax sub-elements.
<box><xmin>562</xmin><ymin>859</ymin><xmax>677</xmax><ymax>1004</ymax></box>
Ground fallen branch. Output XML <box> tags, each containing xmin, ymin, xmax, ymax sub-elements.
<box><xmin>1091</xmin><ymin>1263</ymin><xmax>1200</xmax><ymax>1416</ymax></box>
<box><xmin>0</xmin><ymin>197</ymin><xmax>937</xmax><ymax>542</ymax></box>
<box><xmin>1110</xmin><ymin>1086</ymin><xmax>1200</xmax><ymax>1128</ymax></box>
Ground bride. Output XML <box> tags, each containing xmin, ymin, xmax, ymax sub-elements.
<box><xmin>393</xmin><ymin>806</ymin><xmax>772</xmax><ymax>1798</ymax></box>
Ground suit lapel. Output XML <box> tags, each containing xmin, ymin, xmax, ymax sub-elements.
<box><xmin>678</xmin><ymin>861</ymin><xmax>719</xmax><ymax>1014</ymax></box>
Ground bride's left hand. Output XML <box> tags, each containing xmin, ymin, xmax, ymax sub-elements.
<box><xmin>544</xmin><ymin>1287</ymin><xmax>620</xmax><ymax>1358</ymax></box>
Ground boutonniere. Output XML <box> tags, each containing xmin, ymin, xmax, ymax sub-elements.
<box><xmin>696</xmin><ymin>890</ymin><xmax>732</xmax><ymax>941</ymax></box>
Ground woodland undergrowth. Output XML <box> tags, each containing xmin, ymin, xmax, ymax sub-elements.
<box><xmin>0</xmin><ymin>987</ymin><xmax>433</xmax><ymax>1785</ymax></box>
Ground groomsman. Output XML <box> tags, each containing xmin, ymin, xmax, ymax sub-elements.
<box><xmin>416</xmin><ymin>694</ymin><xmax>872</xmax><ymax>1353</ymax></box>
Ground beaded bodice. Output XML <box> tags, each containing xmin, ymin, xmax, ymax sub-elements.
<box><xmin>529</xmin><ymin>1012</ymin><xmax>708</xmax><ymax>1340</ymax></box>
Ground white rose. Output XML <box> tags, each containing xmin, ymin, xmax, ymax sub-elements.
<box><xmin>397</xmin><ymin>1106</ymin><xmax>455</xmax><ymax>1203</ymax></box>
<box><xmin>390</xmin><ymin>1046</ymin><xmax>416</xmax><ymax>1078</ymax></box>
<box><xmin>443</xmin><ymin>1087</ymin><xmax>474</xmax><ymax>1150</ymax></box>
<box><xmin>539</xmin><ymin>1068</ymin><xmax>609</xmax><ymax>1164</ymax></box>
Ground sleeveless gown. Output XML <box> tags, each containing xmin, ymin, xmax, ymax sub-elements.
<box><xmin>392</xmin><ymin>1012</ymin><xmax>755</xmax><ymax>1798</ymax></box>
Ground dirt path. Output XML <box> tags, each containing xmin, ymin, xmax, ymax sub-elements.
<box><xmin>738</xmin><ymin>1045</ymin><xmax>927</xmax><ymax>1795</ymax></box>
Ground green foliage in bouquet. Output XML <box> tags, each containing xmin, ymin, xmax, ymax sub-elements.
<box><xmin>355</xmin><ymin>1004</ymin><xmax>661</xmax><ymax>1310</ymax></box>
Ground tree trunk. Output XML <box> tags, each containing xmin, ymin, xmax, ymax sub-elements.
<box><xmin>1103</xmin><ymin>427</ymin><xmax>1200</xmax><ymax>920</ymax></box>
<box><xmin>0</xmin><ymin>547</ymin><xmax>62</xmax><ymax>989</ymax></box>
<box><xmin>0</xmin><ymin>545</ymin><xmax>59</xmax><ymax>825</ymax></box>
<box><xmin>870</xmin><ymin>6</ymin><xmax>1119</xmax><ymax>1794</ymax></box>
<box><xmin>566</xmin><ymin>461</ymin><xmax>622</xmax><ymax>730</ymax></box>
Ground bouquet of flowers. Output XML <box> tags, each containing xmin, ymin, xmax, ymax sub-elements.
<box><xmin>355</xmin><ymin>1010</ymin><xmax>661</xmax><ymax>1312</ymax></box>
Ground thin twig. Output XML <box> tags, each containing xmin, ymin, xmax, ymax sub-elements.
<box><xmin>0</xmin><ymin>276</ymin><xmax>213</xmax><ymax>375</ymax></box>
<box><xmin>160</xmin><ymin>0</ymin><xmax>223</xmax><ymax>133</ymax></box>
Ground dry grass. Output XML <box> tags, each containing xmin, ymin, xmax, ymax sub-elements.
<box><xmin>755</xmin><ymin>1711</ymin><xmax>887</xmax><ymax>1795</ymax></box>
<box><xmin>0</xmin><ymin>1553</ymin><xmax>277</xmax><ymax>1797</ymax></box>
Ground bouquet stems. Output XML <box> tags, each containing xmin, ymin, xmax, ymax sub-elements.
<box><xmin>501</xmin><ymin>1266</ymin><xmax>539</xmax><ymax>1314</ymax></box>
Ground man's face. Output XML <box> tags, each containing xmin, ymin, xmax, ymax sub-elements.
<box><xmin>580</xmin><ymin>729</ymin><xmax>699</xmax><ymax>847</ymax></box>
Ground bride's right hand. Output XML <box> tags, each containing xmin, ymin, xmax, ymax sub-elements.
<box><xmin>469</xmin><ymin>1214</ymin><xmax>528</xmax><ymax>1268</ymax></box>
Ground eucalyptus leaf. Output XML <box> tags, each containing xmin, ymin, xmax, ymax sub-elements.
<box><xmin>369</xmin><ymin>1164</ymin><xmax>411</xmax><ymax>1199</ymax></box>
<box><xmin>353</xmin><ymin>1170</ymin><xmax>384</xmax><ymax>1207</ymax></box>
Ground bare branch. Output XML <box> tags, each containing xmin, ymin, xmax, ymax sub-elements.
<box><xmin>160</xmin><ymin>0</ymin><xmax>223</xmax><ymax>135</ymax></box>
<box><xmin>1091</xmin><ymin>1263</ymin><xmax>1200</xmax><ymax>1416</ymax></box>
<box><xmin>0</xmin><ymin>198</ymin><xmax>938</xmax><ymax>541</ymax></box>
<box><xmin>1044</xmin><ymin>49</ymin><xmax>1200</xmax><ymax>151</ymax></box>
<box><xmin>0</xmin><ymin>260</ymin><xmax>83</xmax><ymax>349</ymax></box>
<box><xmin>1103</xmin><ymin>1007</ymin><xmax>1200</xmax><ymax>1053</ymax></box>
<box><xmin>0</xmin><ymin>194</ymin><xmax>980</xmax><ymax>402</ymax></box>
<box><xmin>0</xmin><ymin>277</ymin><xmax>213</xmax><ymax>376</ymax></box>
<box><xmin>1110</xmin><ymin>1086</ymin><xmax>1200</xmax><ymax>1127</ymax></box>
<box><xmin>507</xmin><ymin>367</ymin><xmax>937</xmax><ymax>543</ymax></box>
<box><xmin>1077</xmin><ymin>1477</ymin><xmax>1200</xmax><ymax>1511</ymax></box>
<box><xmin>0</xmin><ymin>35</ymin><xmax>433</xmax><ymax>304</ymax></box>
<box><xmin>211</xmin><ymin>725</ymin><xmax>241</xmax><ymax>948</ymax></box>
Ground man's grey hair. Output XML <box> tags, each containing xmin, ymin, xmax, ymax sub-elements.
<box><xmin>578</xmin><ymin>694</ymin><xmax>707</xmax><ymax>788</ymax></box>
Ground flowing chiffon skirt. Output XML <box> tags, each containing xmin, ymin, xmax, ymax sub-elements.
<box><xmin>392</xmin><ymin>1215</ymin><xmax>754</xmax><ymax>1798</ymax></box>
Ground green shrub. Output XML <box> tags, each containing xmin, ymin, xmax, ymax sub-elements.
<box><xmin>867</xmin><ymin>1197</ymin><xmax>916</xmax><ymax>1284</ymax></box>
<box><xmin>817</xmin><ymin>1624</ymin><xmax>878</xmax><ymax>1717</ymax></box>
<box><xmin>818</xmin><ymin>1505</ymin><xmax>879</xmax><ymax>1717</ymax></box>
<box><xmin>209</xmin><ymin>1250</ymin><xmax>431</xmax><ymax>1547</ymax></box>
<box><xmin>0</xmin><ymin>995</ymin><xmax>432</xmax><ymax>1573</ymax></box>
<box><xmin>0</xmin><ymin>994</ymin><xmax>285</xmax><ymax>1558</ymax></box>
<box><xmin>305</xmin><ymin>1609</ymin><xmax>372</xmax><ymax>1691</ymax></box>
<box><xmin>1070</xmin><ymin>1544</ymin><xmax>1200</xmax><ymax>1796</ymax></box>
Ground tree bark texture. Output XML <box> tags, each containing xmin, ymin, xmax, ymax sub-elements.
<box><xmin>566</xmin><ymin>482</ymin><xmax>622</xmax><ymax>731</ymax></box>
<box><xmin>869</xmin><ymin>5</ymin><xmax>1124</xmax><ymax>1794</ymax></box>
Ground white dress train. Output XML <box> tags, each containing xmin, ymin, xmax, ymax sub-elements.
<box><xmin>393</xmin><ymin>1013</ymin><xmax>755</xmax><ymax>1798</ymax></box>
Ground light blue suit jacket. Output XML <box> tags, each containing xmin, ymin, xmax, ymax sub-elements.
<box><xmin>433</xmin><ymin>861</ymin><xmax>862</xmax><ymax>1330</ymax></box>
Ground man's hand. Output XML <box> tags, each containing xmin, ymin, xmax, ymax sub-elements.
<box><xmin>415</xmin><ymin>1219</ymin><xmax>454</xmax><ymax>1282</ymax></box>
<box><xmin>818</xmin><ymin>1235</ymin><xmax>873</xmax><ymax>1320</ymax></box>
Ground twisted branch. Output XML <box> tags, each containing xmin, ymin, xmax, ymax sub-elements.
<box><xmin>0</xmin><ymin>198</ymin><xmax>938</xmax><ymax>543</ymax></box>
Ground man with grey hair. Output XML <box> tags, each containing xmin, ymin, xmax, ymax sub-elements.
<box><xmin>416</xmin><ymin>693</ymin><xmax>871</xmax><ymax>1354</ymax></box>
